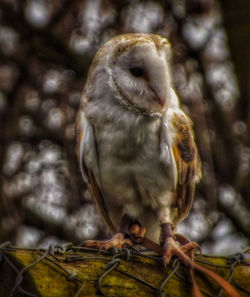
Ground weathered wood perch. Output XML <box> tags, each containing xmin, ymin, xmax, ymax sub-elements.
<box><xmin>0</xmin><ymin>245</ymin><xmax>249</xmax><ymax>297</ymax></box>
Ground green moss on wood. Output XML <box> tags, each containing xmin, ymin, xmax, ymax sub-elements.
<box><xmin>0</xmin><ymin>249</ymin><xmax>249</xmax><ymax>297</ymax></box>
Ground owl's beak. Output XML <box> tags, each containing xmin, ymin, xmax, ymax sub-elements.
<box><xmin>156</xmin><ymin>95</ymin><xmax>166</xmax><ymax>107</ymax></box>
<box><xmin>146</xmin><ymin>54</ymin><xmax>170</xmax><ymax>108</ymax></box>
<box><xmin>149</xmin><ymin>85</ymin><xmax>167</xmax><ymax>107</ymax></box>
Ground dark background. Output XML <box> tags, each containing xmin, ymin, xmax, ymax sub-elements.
<box><xmin>0</xmin><ymin>0</ymin><xmax>250</xmax><ymax>255</ymax></box>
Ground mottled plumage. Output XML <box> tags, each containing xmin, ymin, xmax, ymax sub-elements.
<box><xmin>75</xmin><ymin>33</ymin><xmax>242</xmax><ymax>297</ymax></box>
<box><xmin>75</xmin><ymin>33</ymin><xmax>201</xmax><ymax>243</ymax></box>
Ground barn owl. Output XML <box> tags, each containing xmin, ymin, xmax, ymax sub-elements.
<box><xmin>75</xmin><ymin>33</ymin><xmax>201</xmax><ymax>266</ymax></box>
<box><xmin>75</xmin><ymin>33</ymin><xmax>242</xmax><ymax>297</ymax></box>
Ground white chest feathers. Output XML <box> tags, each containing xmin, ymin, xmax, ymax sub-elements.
<box><xmin>95</xmin><ymin>116</ymin><xmax>174</xmax><ymax>214</ymax></box>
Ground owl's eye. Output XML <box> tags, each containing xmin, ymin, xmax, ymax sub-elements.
<box><xmin>130</xmin><ymin>67</ymin><xmax>144</xmax><ymax>77</ymax></box>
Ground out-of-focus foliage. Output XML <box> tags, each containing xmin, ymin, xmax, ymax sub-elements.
<box><xmin>0</xmin><ymin>0</ymin><xmax>249</xmax><ymax>255</ymax></box>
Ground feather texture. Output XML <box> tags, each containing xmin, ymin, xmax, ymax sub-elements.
<box><xmin>76</xmin><ymin>107</ymin><xmax>117</xmax><ymax>233</ymax></box>
<box><xmin>75</xmin><ymin>33</ymin><xmax>201</xmax><ymax>243</ymax></box>
<box><xmin>169</xmin><ymin>110</ymin><xmax>201</xmax><ymax>221</ymax></box>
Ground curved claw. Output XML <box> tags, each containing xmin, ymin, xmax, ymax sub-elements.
<box><xmin>163</xmin><ymin>237</ymin><xmax>196</xmax><ymax>267</ymax></box>
<box><xmin>174</xmin><ymin>233</ymin><xmax>201</xmax><ymax>260</ymax></box>
<box><xmin>180</xmin><ymin>242</ymin><xmax>201</xmax><ymax>254</ymax></box>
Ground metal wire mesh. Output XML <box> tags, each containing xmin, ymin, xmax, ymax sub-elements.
<box><xmin>0</xmin><ymin>242</ymin><xmax>249</xmax><ymax>297</ymax></box>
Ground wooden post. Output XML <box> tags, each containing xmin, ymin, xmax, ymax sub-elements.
<box><xmin>0</xmin><ymin>246</ymin><xmax>249</xmax><ymax>297</ymax></box>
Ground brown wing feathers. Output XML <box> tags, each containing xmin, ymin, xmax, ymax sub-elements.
<box><xmin>87</xmin><ymin>169</ymin><xmax>117</xmax><ymax>234</ymax></box>
<box><xmin>172</xmin><ymin>113</ymin><xmax>201</xmax><ymax>221</ymax></box>
<box><xmin>75</xmin><ymin>110</ymin><xmax>117</xmax><ymax>234</ymax></box>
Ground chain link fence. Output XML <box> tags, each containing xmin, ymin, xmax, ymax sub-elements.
<box><xmin>0</xmin><ymin>242</ymin><xmax>249</xmax><ymax>297</ymax></box>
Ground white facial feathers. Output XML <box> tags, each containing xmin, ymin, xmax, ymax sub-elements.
<box><xmin>112</xmin><ymin>43</ymin><xmax>169</xmax><ymax>113</ymax></box>
<box><xmin>98</xmin><ymin>34</ymin><xmax>173</xmax><ymax>116</ymax></box>
<box><xmin>83</xmin><ymin>34</ymin><xmax>178</xmax><ymax>118</ymax></box>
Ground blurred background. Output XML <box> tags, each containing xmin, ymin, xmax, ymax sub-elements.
<box><xmin>0</xmin><ymin>0</ymin><xmax>250</xmax><ymax>255</ymax></box>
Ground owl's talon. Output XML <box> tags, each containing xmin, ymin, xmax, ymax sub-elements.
<box><xmin>180</xmin><ymin>242</ymin><xmax>200</xmax><ymax>254</ymax></box>
<box><xmin>163</xmin><ymin>236</ymin><xmax>197</xmax><ymax>268</ymax></box>
<box><xmin>161</xmin><ymin>223</ymin><xmax>199</xmax><ymax>267</ymax></box>
<box><xmin>80</xmin><ymin>232</ymin><xmax>132</xmax><ymax>251</ymax></box>
<box><xmin>174</xmin><ymin>233</ymin><xmax>200</xmax><ymax>260</ymax></box>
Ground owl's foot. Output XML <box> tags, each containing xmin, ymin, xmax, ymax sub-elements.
<box><xmin>161</xmin><ymin>223</ymin><xmax>200</xmax><ymax>267</ymax></box>
<box><xmin>80</xmin><ymin>215</ymin><xmax>147</xmax><ymax>252</ymax></box>
<box><xmin>161</xmin><ymin>223</ymin><xmax>241</xmax><ymax>297</ymax></box>
<box><xmin>163</xmin><ymin>236</ymin><xmax>200</xmax><ymax>267</ymax></box>
<box><xmin>80</xmin><ymin>232</ymin><xmax>132</xmax><ymax>251</ymax></box>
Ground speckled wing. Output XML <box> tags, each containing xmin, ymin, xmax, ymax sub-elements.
<box><xmin>75</xmin><ymin>104</ymin><xmax>116</xmax><ymax>234</ymax></box>
<box><xmin>162</xmin><ymin>108</ymin><xmax>201</xmax><ymax>222</ymax></box>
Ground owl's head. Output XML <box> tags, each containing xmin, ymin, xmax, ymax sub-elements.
<box><xmin>88</xmin><ymin>33</ymin><xmax>175</xmax><ymax>117</ymax></box>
